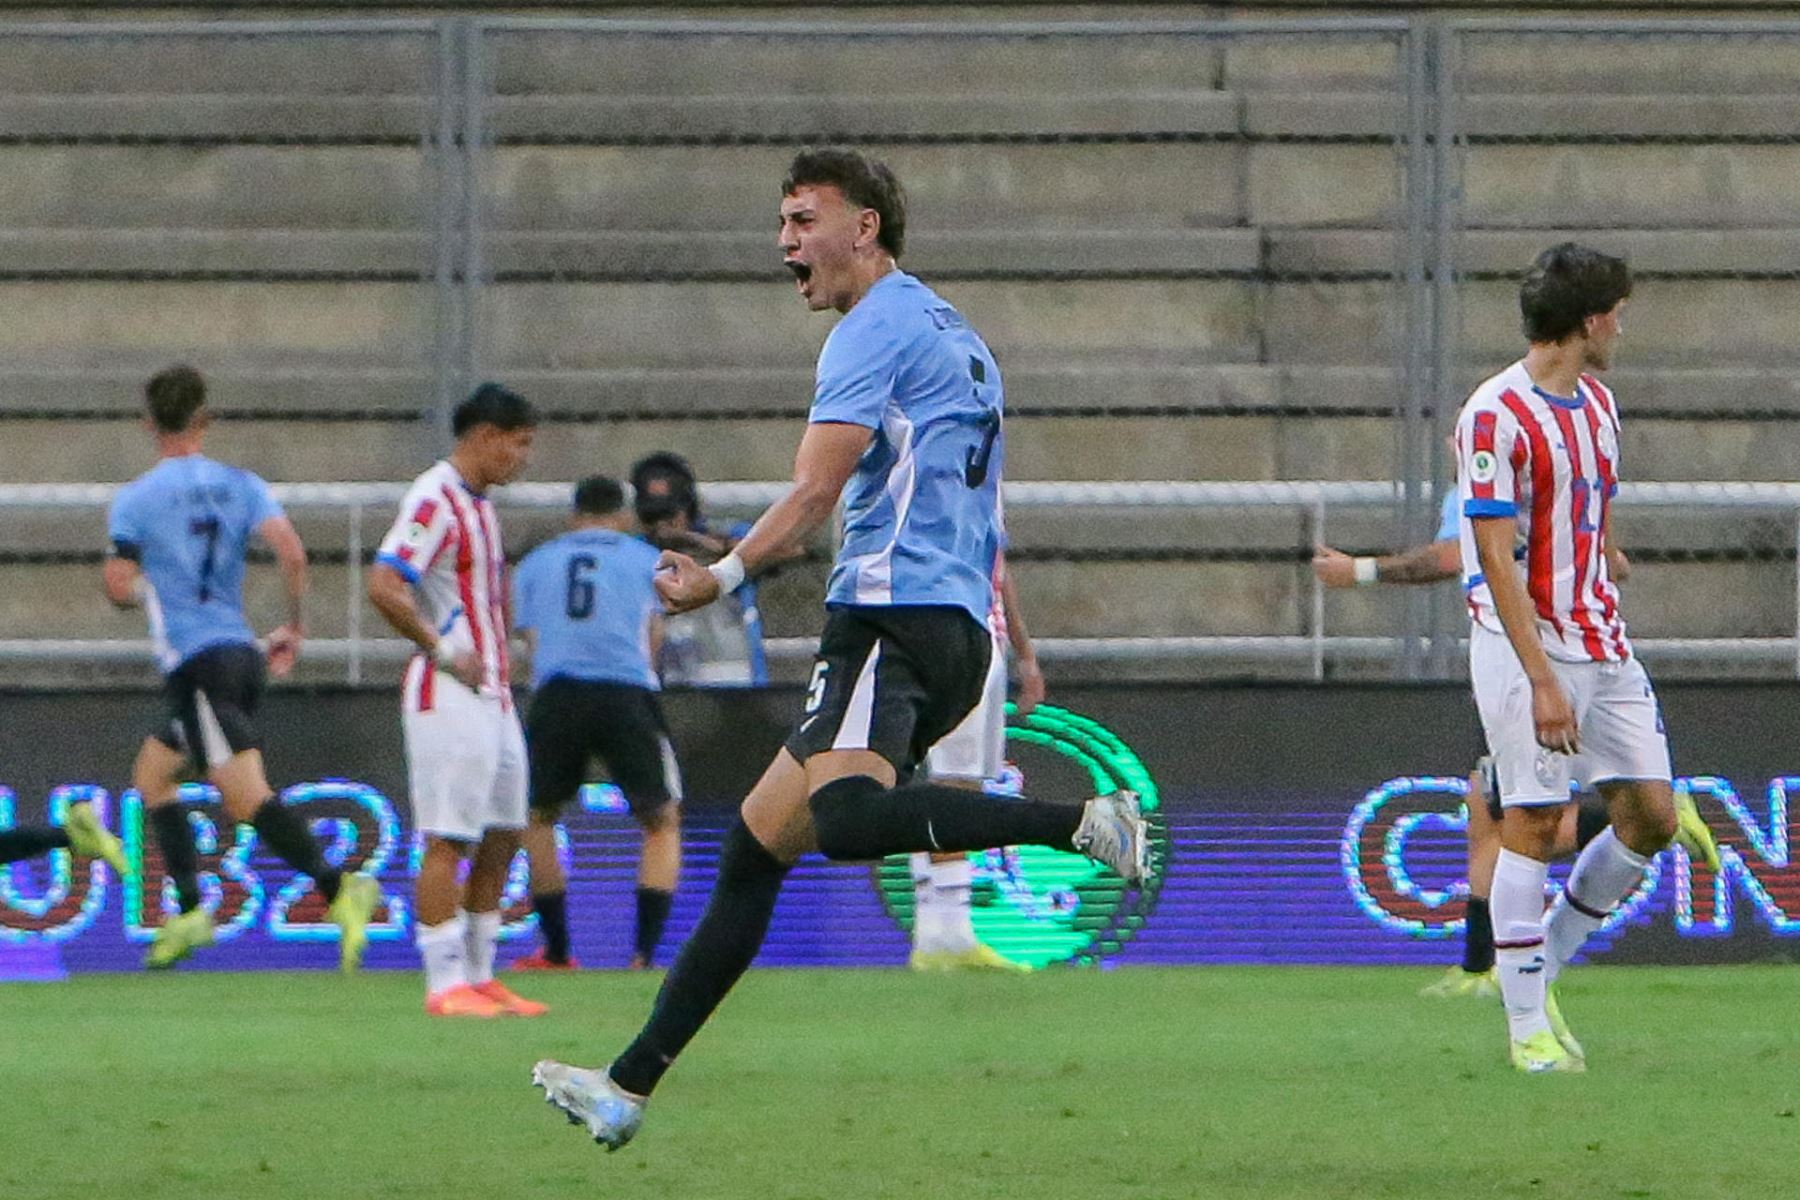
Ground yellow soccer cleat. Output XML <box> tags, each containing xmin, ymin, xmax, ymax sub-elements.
<box><xmin>1672</xmin><ymin>791</ymin><xmax>1722</xmax><ymax>873</ymax></box>
<box><xmin>62</xmin><ymin>802</ymin><xmax>128</xmax><ymax>878</ymax></box>
<box><xmin>328</xmin><ymin>873</ymin><xmax>381</xmax><ymax>974</ymax></box>
<box><xmin>909</xmin><ymin>943</ymin><xmax>1032</xmax><ymax>973</ymax></box>
<box><xmin>1419</xmin><ymin>966</ymin><xmax>1499</xmax><ymax>999</ymax></box>
<box><xmin>1544</xmin><ymin>983</ymin><xmax>1586</xmax><ymax>1063</ymax></box>
<box><xmin>1510</xmin><ymin>1029</ymin><xmax>1584</xmax><ymax>1074</ymax></box>
<box><xmin>144</xmin><ymin>907</ymin><xmax>215</xmax><ymax>970</ymax></box>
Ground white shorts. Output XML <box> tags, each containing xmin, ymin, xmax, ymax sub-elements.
<box><xmin>1469</xmin><ymin>624</ymin><xmax>1672</xmax><ymax>808</ymax></box>
<box><xmin>926</xmin><ymin>636</ymin><xmax>1007</xmax><ymax>781</ymax></box>
<box><xmin>402</xmin><ymin>680</ymin><xmax>528</xmax><ymax>842</ymax></box>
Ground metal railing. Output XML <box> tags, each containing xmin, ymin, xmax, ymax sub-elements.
<box><xmin>5</xmin><ymin>479</ymin><xmax>1799</xmax><ymax>682</ymax></box>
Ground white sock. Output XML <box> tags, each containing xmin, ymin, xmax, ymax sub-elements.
<box><xmin>1490</xmin><ymin>849</ymin><xmax>1551</xmax><ymax>1042</ymax></box>
<box><xmin>416</xmin><ymin>914</ymin><xmax>468</xmax><ymax>997</ymax></box>
<box><xmin>463</xmin><ymin>908</ymin><xmax>503</xmax><ymax>986</ymax></box>
<box><xmin>1544</xmin><ymin>829</ymin><xmax>1652</xmax><ymax>984</ymax></box>
<box><xmin>911</xmin><ymin>855</ymin><xmax>976</xmax><ymax>953</ymax></box>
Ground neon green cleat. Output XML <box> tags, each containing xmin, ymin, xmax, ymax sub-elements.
<box><xmin>62</xmin><ymin>802</ymin><xmax>127</xmax><ymax>878</ymax></box>
<box><xmin>1510</xmin><ymin>1029</ymin><xmax>1585</xmax><ymax>1074</ymax></box>
<box><xmin>1673</xmin><ymin>791</ymin><xmax>1722</xmax><ymax>873</ymax></box>
<box><xmin>1419</xmin><ymin>966</ymin><xmax>1498</xmax><ymax>999</ymax></box>
<box><xmin>328</xmin><ymin>874</ymin><xmax>380</xmax><ymax>974</ymax></box>
<box><xmin>909</xmin><ymin>943</ymin><xmax>1032</xmax><ymax>973</ymax></box>
<box><xmin>144</xmin><ymin>908</ymin><xmax>214</xmax><ymax>970</ymax></box>
<box><xmin>1544</xmin><ymin>983</ymin><xmax>1586</xmax><ymax>1063</ymax></box>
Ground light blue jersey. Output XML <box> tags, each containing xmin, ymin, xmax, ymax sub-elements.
<box><xmin>107</xmin><ymin>454</ymin><xmax>283</xmax><ymax>672</ymax></box>
<box><xmin>1434</xmin><ymin>490</ymin><xmax>1459</xmax><ymax>542</ymax></box>
<box><xmin>514</xmin><ymin>528</ymin><xmax>662</xmax><ymax>690</ymax></box>
<box><xmin>811</xmin><ymin>270</ymin><xmax>1002</xmax><ymax>624</ymax></box>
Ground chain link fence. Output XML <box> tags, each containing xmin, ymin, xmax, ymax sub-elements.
<box><xmin>2</xmin><ymin>16</ymin><xmax>1799</xmax><ymax>685</ymax></box>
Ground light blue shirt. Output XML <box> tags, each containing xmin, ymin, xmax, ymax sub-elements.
<box><xmin>1434</xmin><ymin>490</ymin><xmax>1459</xmax><ymax>542</ymax></box>
<box><xmin>514</xmin><ymin>528</ymin><xmax>662</xmax><ymax>690</ymax></box>
<box><xmin>107</xmin><ymin>455</ymin><xmax>283</xmax><ymax>672</ymax></box>
<box><xmin>810</xmin><ymin>270</ymin><xmax>1003</xmax><ymax>624</ymax></box>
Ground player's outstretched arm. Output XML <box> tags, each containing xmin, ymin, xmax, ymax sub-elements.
<box><xmin>1601</xmin><ymin>508</ymin><xmax>1631</xmax><ymax>584</ymax></box>
<box><xmin>1312</xmin><ymin>540</ymin><xmax>1460</xmax><ymax>588</ymax></box>
<box><xmin>998</xmin><ymin>552</ymin><xmax>1045</xmax><ymax>715</ymax></box>
<box><xmin>655</xmin><ymin>421</ymin><xmax>872</xmax><ymax>614</ymax></box>
<box><xmin>1472</xmin><ymin>516</ymin><xmax>1576</xmax><ymax>754</ymax></box>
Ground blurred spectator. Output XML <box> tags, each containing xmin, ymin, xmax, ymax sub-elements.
<box><xmin>631</xmin><ymin>452</ymin><xmax>786</xmax><ymax>687</ymax></box>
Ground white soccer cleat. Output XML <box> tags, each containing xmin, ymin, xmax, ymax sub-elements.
<box><xmin>532</xmin><ymin>1061</ymin><xmax>645</xmax><ymax>1151</ymax></box>
<box><xmin>1072</xmin><ymin>790</ymin><xmax>1148</xmax><ymax>884</ymax></box>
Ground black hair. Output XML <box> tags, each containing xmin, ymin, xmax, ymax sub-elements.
<box><xmin>572</xmin><ymin>475</ymin><xmax>625</xmax><ymax>517</ymax></box>
<box><xmin>145</xmin><ymin>364</ymin><xmax>207</xmax><ymax>434</ymax></box>
<box><xmin>782</xmin><ymin>146</ymin><xmax>907</xmax><ymax>260</ymax></box>
<box><xmin>1520</xmin><ymin>243</ymin><xmax>1633</xmax><ymax>344</ymax></box>
<box><xmin>631</xmin><ymin>450</ymin><xmax>699</xmax><ymax>523</ymax></box>
<box><xmin>452</xmin><ymin>382</ymin><xmax>536</xmax><ymax>438</ymax></box>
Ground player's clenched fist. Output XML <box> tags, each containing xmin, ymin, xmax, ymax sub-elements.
<box><xmin>654</xmin><ymin>550</ymin><xmax>722</xmax><ymax>614</ymax></box>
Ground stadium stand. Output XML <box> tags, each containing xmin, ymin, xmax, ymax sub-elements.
<box><xmin>0</xmin><ymin>16</ymin><xmax>1797</xmax><ymax>678</ymax></box>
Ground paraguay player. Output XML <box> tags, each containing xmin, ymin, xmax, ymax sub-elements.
<box><xmin>1456</xmin><ymin>244</ymin><xmax>1683</xmax><ymax>1073</ymax></box>
<box><xmin>367</xmin><ymin>384</ymin><xmax>547</xmax><ymax>1019</ymax></box>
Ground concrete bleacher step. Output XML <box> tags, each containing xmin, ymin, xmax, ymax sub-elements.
<box><xmin>483</xmin><ymin>31</ymin><xmax>1227</xmax><ymax>98</ymax></box>
<box><xmin>0</xmin><ymin>228</ymin><xmax>1262</xmax><ymax>280</ymax></box>
<box><xmin>1458</xmin><ymin>36</ymin><xmax>1800</xmax><ymax>96</ymax></box>
<box><xmin>1275</xmin><ymin>228</ymin><xmax>1800</xmax><ymax>279</ymax></box>
<box><xmin>1463</xmin><ymin>144</ymin><xmax>1800</xmax><ymax>228</ymax></box>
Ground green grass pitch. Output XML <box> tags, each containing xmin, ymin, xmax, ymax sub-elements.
<box><xmin>2</xmin><ymin>966</ymin><xmax>1795</xmax><ymax>1200</ymax></box>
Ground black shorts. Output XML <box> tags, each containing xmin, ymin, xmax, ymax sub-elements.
<box><xmin>784</xmin><ymin>604</ymin><xmax>991</xmax><ymax>782</ymax></box>
<box><xmin>153</xmin><ymin>642</ymin><xmax>266</xmax><ymax>770</ymax></box>
<box><xmin>526</xmin><ymin>677</ymin><xmax>682</xmax><ymax>817</ymax></box>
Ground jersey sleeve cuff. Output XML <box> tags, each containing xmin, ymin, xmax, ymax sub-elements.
<box><xmin>1463</xmin><ymin>498</ymin><xmax>1517</xmax><ymax>518</ymax></box>
<box><xmin>374</xmin><ymin>552</ymin><xmax>421</xmax><ymax>584</ymax></box>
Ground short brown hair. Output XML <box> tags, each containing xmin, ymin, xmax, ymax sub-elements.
<box><xmin>1520</xmin><ymin>243</ymin><xmax>1632</xmax><ymax>344</ymax></box>
<box><xmin>145</xmin><ymin>364</ymin><xmax>207</xmax><ymax>433</ymax></box>
<box><xmin>782</xmin><ymin>147</ymin><xmax>907</xmax><ymax>259</ymax></box>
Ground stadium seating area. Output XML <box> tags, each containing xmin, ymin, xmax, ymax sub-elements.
<box><xmin>2</xmin><ymin>17</ymin><xmax>1798</xmax><ymax>674</ymax></box>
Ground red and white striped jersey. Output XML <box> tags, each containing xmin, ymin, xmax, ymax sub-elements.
<box><xmin>1454</xmin><ymin>361</ymin><xmax>1628</xmax><ymax>663</ymax></box>
<box><xmin>376</xmin><ymin>460</ymin><xmax>513</xmax><ymax>710</ymax></box>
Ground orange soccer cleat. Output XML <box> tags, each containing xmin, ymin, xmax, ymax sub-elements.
<box><xmin>510</xmin><ymin>950</ymin><xmax>580</xmax><ymax>972</ymax></box>
<box><xmin>472</xmin><ymin>980</ymin><xmax>550</xmax><ymax>1017</ymax></box>
<box><xmin>425</xmin><ymin>983</ymin><xmax>507</xmax><ymax>1018</ymax></box>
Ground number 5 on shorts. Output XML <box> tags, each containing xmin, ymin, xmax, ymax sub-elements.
<box><xmin>804</xmin><ymin>661</ymin><xmax>829</xmax><ymax>713</ymax></box>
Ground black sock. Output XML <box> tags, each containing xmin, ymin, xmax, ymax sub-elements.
<box><xmin>1462</xmin><ymin>896</ymin><xmax>1495</xmax><ymax>973</ymax></box>
<box><xmin>610</xmin><ymin>821</ymin><xmax>788</xmax><ymax>1098</ymax></box>
<box><xmin>1575</xmin><ymin>800</ymin><xmax>1609</xmax><ymax>852</ymax></box>
<box><xmin>0</xmin><ymin>825</ymin><xmax>70</xmax><ymax>866</ymax></box>
<box><xmin>634</xmin><ymin>887</ymin><xmax>674</xmax><ymax>964</ymax></box>
<box><xmin>809</xmin><ymin>775</ymin><xmax>1082</xmax><ymax>861</ymax></box>
<box><xmin>149</xmin><ymin>804</ymin><xmax>202</xmax><ymax>913</ymax></box>
<box><xmin>533</xmin><ymin>890</ymin><xmax>570</xmax><ymax>964</ymax></box>
<box><xmin>250</xmin><ymin>797</ymin><xmax>341</xmax><ymax>904</ymax></box>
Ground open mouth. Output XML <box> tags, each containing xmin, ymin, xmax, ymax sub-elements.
<box><xmin>785</xmin><ymin>259</ymin><xmax>812</xmax><ymax>285</ymax></box>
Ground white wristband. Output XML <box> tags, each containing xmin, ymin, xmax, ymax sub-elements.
<box><xmin>708</xmin><ymin>552</ymin><xmax>747</xmax><ymax>595</ymax></box>
<box><xmin>1353</xmin><ymin>557</ymin><xmax>1379</xmax><ymax>586</ymax></box>
<box><xmin>432</xmin><ymin>639</ymin><xmax>458</xmax><ymax>668</ymax></box>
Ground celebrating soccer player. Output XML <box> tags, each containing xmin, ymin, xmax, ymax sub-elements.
<box><xmin>531</xmin><ymin>147</ymin><xmax>1149</xmax><ymax>1149</ymax></box>
<box><xmin>510</xmin><ymin>475</ymin><xmax>683</xmax><ymax>972</ymax></box>
<box><xmin>1454</xmin><ymin>244</ymin><xmax>1681</xmax><ymax>1074</ymax></box>
<box><xmin>104</xmin><ymin>365</ymin><xmax>379</xmax><ymax>970</ymax></box>
<box><xmin>367</xmin><ymin>383</ymin><xmax>547</xmax><ymax>1018</ymax></box>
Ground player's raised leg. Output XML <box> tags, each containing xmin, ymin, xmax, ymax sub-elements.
<box><xmin>2</xmin><ymin>802</ymin><xmax>125</xmax><ymax>875</ymax></box>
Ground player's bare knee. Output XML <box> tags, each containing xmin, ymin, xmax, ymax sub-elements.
<box><xmin>637</xmin><ymin>800</ymin><xmax>679</xmax><ymax>836</ymax></box>
<box><xmin>1613</xmin><ymin>788</ymin><xmax>1677</xmax><ymax>854</ymax></box>
<box><xmin>1504</xmin><ymin>805</ymin><xmax>1564</xmax><ymax>857</ymax></box>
